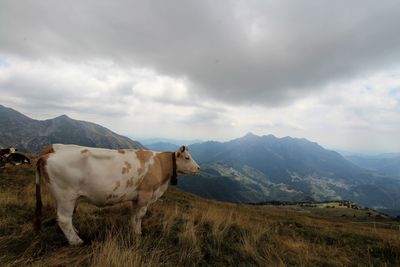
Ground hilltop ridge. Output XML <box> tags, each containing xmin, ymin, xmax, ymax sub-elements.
<box><xmin>0</xmin><ymin>105</ymin><xmax>144</xmax><ymax>152</ymax></box>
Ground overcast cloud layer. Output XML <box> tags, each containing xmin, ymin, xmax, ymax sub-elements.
<box><xmin>1</xmin><ymin>0</ymin><xmax>399</xmax><ymax>153</ymax></box>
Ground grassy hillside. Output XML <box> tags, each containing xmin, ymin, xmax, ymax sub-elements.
<box><xmin>1</xmin><ymin>163</ymin><xmax>400</xmax><ymax>266</ymax></box>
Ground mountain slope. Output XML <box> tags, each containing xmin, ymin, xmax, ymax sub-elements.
<box><xmin>145</xmin><ymin>142</ymin><xmax>179</xmax><ymax>152</ymax></box>
<box><xmin>0</xmin><ymin>105</ymin><xmax>144</xmax><ymax>153</ymax></box>
<box><xmin>346</xmin><ymin>154</ymin><xmax>400</xmax><ymax>178</ymax></box>
<box><xmin>179</xmin><ymin>133</ymin><xmax>400</xmax><ymax>212</ymax></box>
<box><xmin>190</xmin><ymin>133</ymin><xmax>366</xmax><ymax>182</ymax></box>
<box><xmin>137</xmin><ymin>137</ymin><xmax>202</xmax><ymax>146</ymax></box>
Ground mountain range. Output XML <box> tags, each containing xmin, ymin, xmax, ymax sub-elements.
<box><xmin>2</xmin><ymin>104</ymin><xmax>399</xmax><ymax>215</ymax></box>
<box><xmin>345</xmin><ymin>154</ymin><xmax>400</xmax><ymax>178</ymax></box>
<box><xmin>136</xmin><ymin>137</ymin><xmax>202</xmax><ymax>146</ymax></box>
<box><xmin>146</xmin><ymin>133</ymin><xmax>400</xmax><ymax>214</ymax></box>
<box><xmin>0</xmin><ymin>105</ymin><xmax>144</xmax><ymax>153</ymax></box>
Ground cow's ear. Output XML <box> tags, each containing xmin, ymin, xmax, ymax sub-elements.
<box><xmin>180</xmin><ymin>146</ymin><xmax>186</xmax><ymax>152</ymax></box>
<box><xmin>176</xmin><ymin>151</ymin><xmax>181</xmax><ymax>158</ymax></box>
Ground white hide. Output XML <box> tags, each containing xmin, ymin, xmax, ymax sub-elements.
<box><xmin>38</xmin><ymin>144</ymin><xmax>200</xmax><ymax>245</ymax></box>
<box><xmin>46</xmin><ymin>144</ymin><xmax>154</xmax><ymax>206</ymax></box>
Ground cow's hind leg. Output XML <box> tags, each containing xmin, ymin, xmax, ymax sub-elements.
<box><xmin>56</xmin><ymin>199</ymin><xmax>83</xmax><ymax>245</ymax></box>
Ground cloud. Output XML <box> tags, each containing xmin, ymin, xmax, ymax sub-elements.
<box><xmin>178</xmin><ymin>109</ymin><xmax>224</xmax><ymax>126</ymax></box>
<box><xmin>0</xmin><ymin>58</ymin><xmax>132</xmax><ymax>116</ymax></box>
<box><xmin>1</xmin><ymin>0</ymin><xmax>400</xmax><ymax>106</ymax></box>
<box><xmin>0</xmin><ymin>1</ymin><xmax>399</xmax><ymax>152</ymax></box>
<box><xmin>0</xmin><ymin>56</ymin><xmax>231</xmax><ymax>139</ymax></box>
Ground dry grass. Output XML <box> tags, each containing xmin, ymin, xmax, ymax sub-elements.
<box><xmin>1</xmin><ymin>163</ymin><xmax>400</xmax><ymax>266</ymax></box>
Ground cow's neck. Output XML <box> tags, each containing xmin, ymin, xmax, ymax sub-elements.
<box><xmin>155</xmin><ymin>152</ymin><xmax>176</xmax><ymax>185</ymax></box>
<box><xmin>171</xmin><ymin>152</ymin><xmax>177</xmax><ymax>185</ymax></box>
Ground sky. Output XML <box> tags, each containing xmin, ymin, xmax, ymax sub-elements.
<box><xmin>0</xmin><ymin>0</ymin><xmax>400</xmax><ymax>153</ymax></box>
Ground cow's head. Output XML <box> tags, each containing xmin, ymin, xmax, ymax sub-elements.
<box><xmin>175</xmin><ymin>146</ymin><xmax>200</xmax><ymax>175</ymax></box>
<box><xmin>0</xmin><ymin>147</ymin><xmax>17</xmax><ymax>156</ymax></box>
<box><xmin>8</xmin><ymin>147</ymin><xmax>17</xmax><ymax>154</ymax></box>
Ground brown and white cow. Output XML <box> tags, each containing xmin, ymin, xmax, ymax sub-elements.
<box><xmin>35</xmin><ymin>144</ymin><xmax>200</xmax><ymax>245</ymax></box>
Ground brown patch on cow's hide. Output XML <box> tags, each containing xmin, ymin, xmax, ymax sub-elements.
<box><xmin>126</xmin><ymin>177</ymin><xmax>134</xmax><ymax>188</ymax></box>
<box><xmin>37</xmin><ymin>144</ymin><xmax>55</xmax><ymax>183</ymax></box>
<box><xmin>159</xmin><ymin>153</ymin><xmax>174</xmax><ymax>184</ymax></box>
<box><xmin>125</xmin><ymin>161</ymin><xmax>132</xmax><ymax>172</ymax></box>
<box><xmin>121</xmin><ymin>161</ymin><xmax>132</xmax><ymax>174</ymax></box>
<box><xmin>40</xmin><ymin>144</ymin><xmax>55</xmax><ymax>157</ymax></box>
<box><xmin>80</xmin><ymin>149</ymin><xmax>89</xmax><ymax>154</ymax></box>
<box><xmin>113</xmin><ymin>181</ymin><xmax>120</xmax><ymax>191</ymax></box>
<box><xmin>138</xmin><ymin>152</ymin><xmax>173</xmax><ymax>191</ymax></box>
<box><xmin>117</xmin><ymin>149</ymin><xmax>125</xmax><ymax>154</ymax></box>
<box><xmin>135</xmin><ymin>150</ymin><xmax>153</xmax><ymax>175</ymax></box>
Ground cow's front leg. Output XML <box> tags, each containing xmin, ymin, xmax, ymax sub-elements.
<box><xmin>132</xmin><ymin>206</ymin><xmax>148</xmax><ymax>235</ymax></box>
<box><xmin>131</xmin><ymin>191</ymin><xmax>152</xmax><ymax>235</ymax></box>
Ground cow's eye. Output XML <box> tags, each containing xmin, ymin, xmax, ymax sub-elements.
<box><xmin>185</xmin><ymin>156</ymin><xmax>190</xmax><ymax>160</ymax></box>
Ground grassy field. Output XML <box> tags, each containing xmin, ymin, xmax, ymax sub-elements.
<box><xmin>1</xmin><ymin>163</ymin><xmax>400</xmax><ymax>266</ymax></box>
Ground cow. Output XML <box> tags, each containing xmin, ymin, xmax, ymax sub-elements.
<box><xmin>0</xmin><ymin>147</ymin><xmax>17</xmax><ymax>156</ymax></box>
<box><xmin>4</xmin><ymin>153</ymin><xmax>31</xmax><ymax>165</ymax></box>
<box><xmin>35</xmin><ymin>144</ymin><xmax>200</xmax><ymax>245</ymax></box>
<box><xmin>0</xmin><ymin>147</ymin><xmax>28</xmax><ymax>170</ymax></box>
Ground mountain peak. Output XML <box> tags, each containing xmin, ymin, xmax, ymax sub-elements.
<box><xmin>261</xmin><ymin>134</ymin><xmax>277</xmax><ymax>139</ymax></box>
<box><xmin>0</xmin><ymin>105</ymin><xmax>144</xmax><ymax>152</ymax></box>
<box><xmin>243</xmin><ymin>132</ymin><xmax>259</xmax><ymax>138</ymax></box>
<box><xmin>54</xmin><ymin>114</ymin><xmax>70</xmax><ymax>120</ymax></box>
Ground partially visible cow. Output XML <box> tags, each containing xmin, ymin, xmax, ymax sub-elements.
<box><xmin>35</xmin><ymin>144</ymin><xmax>200</xmax><ymax>245</ymax></box>
<box><xmin>0</xmin><ymin>147</ymin><xmax>30</xmax><ymax>170</ymax></box>
<box><xmin>0</xmin><ymin>147</ymin><xmax>17</xmax><ymax>156</ymax></box>
<box><xmin>6</xmin><ymin>153</ymin><xmax>31</xmax><ymax>165</ymax></box>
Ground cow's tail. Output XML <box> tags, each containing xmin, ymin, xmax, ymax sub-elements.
<box><xmin>34</xmin><ymin>158</ymin><xmax>43</xmax><ymax>231</ymax></box>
